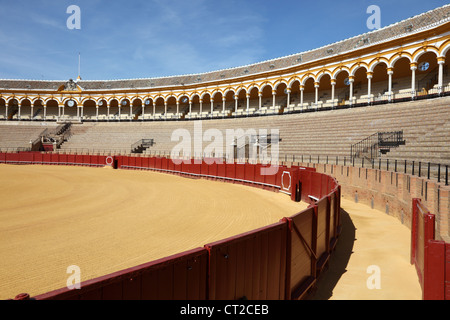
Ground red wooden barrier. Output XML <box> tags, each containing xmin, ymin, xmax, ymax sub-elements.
<box><xmin>315</xmin><ymin>198</ymin><xmax>330</xmax><ymax>274</ymax></box>
<box><xmin>226</xmin><ymin>163</ymin><xmax>235</xmax><ymax>180</ymax></box>
<box><xmin>411</xmin><ymin>198</ymin><xmax>448</xmax><ymax>300</ymax></box>
<box><xmin>284</xmin><ymin>207</ymin><xmax>317</xmax><ymax>300</ymax></box>
<box><xmin>33</xmin><ymin>248</ymin><xmax>209</xmax><ymax>301</ymax></box>
<box><xmin>206</xmin><ymin>221</ymin><xmax>288</xmax><ymax>300</ymax></box>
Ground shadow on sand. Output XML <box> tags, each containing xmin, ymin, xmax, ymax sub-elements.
<box><xmin>306</xmin><ymin>209</ymin><xmax>356</xmax><ymax>300</ymax></box>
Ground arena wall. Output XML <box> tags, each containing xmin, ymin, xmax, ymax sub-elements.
<box><xmin>2</xmin><ymin>152</ymin><xmax>340</xmax><ymax>300</ymax></box>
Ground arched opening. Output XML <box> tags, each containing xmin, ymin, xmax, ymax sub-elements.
<box><xmin>190</xmin><ymin>95</ymin><xmax>201</xmax><ymax>119</ymax></box>
<box><xmin>317</xmin><ymin>74</ymin><xmax>332</xmax><ymax>108</ymax></box>
<box><xmin>416</xmin><ymin>51</ymin><xmax>438</xmax><ymax>95</ymax></box>
<box><xmin>334</xmin><ymin>70</ymin><xmax>350</xmax><ymax>106</ymax></box>
<box><xmin>303</xmin><ymin>77</ymin><xmax>315</xmax><ymax>109</ymax></box>
<box><xmin>63</xmin><ymin>99</ymin><xmax>78</xmax><ymax>121</ymax></box>
<box><xmin>289</xmin><ymin>80</ymin><xmax>301</xmax><ymax>111</ymax></box>
<box><xmin>353</xmin><ymin>67</ymin><xmax>368</xmax><ymax>104</ymax></box>
<box><xmin>247</xmin><ymin>87</ymin><xmax>259</xmax><ymax>115</ymax></box>
<box><xmin>97</xmin><ymin>99</ymin><xmax>108</xmax><ymax>121</ymax></box>
<box><xmin>154</xmin><ymin>97</ymin><xmax>165</xmax><ymax>120</ymax></box>
<box><xmin>0</xmin><ymin>98</ymin><xmax>6</xmax><ymax>120</ymax></box>
<box><xmin>200</xmin><ymin>93</ymin><xmax>211</xmax><ymax>119</ymax></box>
<box><xmin>132</xmin><ymin>98</ymin><xmax>142</xmax><ymax>121</ymax></box>
<box><xmin>32</xmin><ymin>100</ymin><xmax>44</xmax><ymax>121</ymax></box>
<box><xmin>224</xmin><ymin>91</ymin><xmax>235</xmax><ymax>117</ymax></box>
<box><xmin>443</xmin><ymin>49</ymin><xmax>450</xmax><ymax>90</ymax></box>
<box><xmin>260</xmin><ymin>85</ymin><xmax>273</xmax><ymax>114</ymax></box>
<box><xmin>235</xmin><ymin>89</ymin><xmax>247</xmax><ymax>116</ymax></box>
<box><xmin>275</xmin><ymin>82</ymin><xmax>287</xmax><ymax>114</ymax></box>
<box><xmin>166</xmin><ymin>96</ymin><xmax>177</xmax><ymax>120</ymax></box>
<box><xmin>108</xmin><ymin>99</ymin><xmax>119</xmax><ymax>121</ymax></box>
<box><xmin>20</xmin><ymin>99</ymin><xmax>32</xmax><ymax>120</ymax></box>
<box><xmin>7</xmin><ymin>99</ymin><xmax>19</xmax><ymax>120</ymax></box>
<box><xmin>212</xmin><ymin>91</ymin><xmax>223</xmax><ymax>118</ymax></box>
<box><xmin>83</xmin><ymin>100</ymin><xmax>96</xmax><ymax>121</ymax></box>
<box><xmin>178</xmin><ymin>95</ymin><xmax>190</xmax><ymax>119</ymax></box>
<box><xmin>141</xmin><ymin>98</ymin><xmax>152</xmax><ymax>121</ymax></box>
<box><xmin>45</xmin><ymin>100</ymin><xmax>58</xmax><ymax>121</ymax></box>
<box><xmin>371</xmin><ymin>62</ymin><xmax>389</xmax><ymax>101</ymax></box>
<box><xmin>120</xmin><ymin>99</ymin><xmax>130</xmax><ymax>121</ymax></box>
<box><xmin>391</xmin><ymin>57</ymin><xmax>413</xmax><ymax>99</ymax></box>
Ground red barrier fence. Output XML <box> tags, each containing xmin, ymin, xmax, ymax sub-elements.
<box><xmin>411</xmin><ymin>198</ymin><xmax>449</xmax><ymax>300</ymax></box>
<box><xmin>3</xmin><ymin>152</ymin><xmax>340</xmax><ymax>301</ymax></box>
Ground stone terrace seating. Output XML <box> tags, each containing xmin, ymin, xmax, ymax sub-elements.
<box><xmin>53</xmin><ymin>96</ymin><xmax>450</xmax><ymax>165</ymax></box>
<box><xmin>0</xmin><ymin>123</ymin><xmax>59</xmax><ymax>151</ymax></box>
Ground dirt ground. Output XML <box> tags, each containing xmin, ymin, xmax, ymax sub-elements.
<box><xmin>309</xmin><ymin>198</ymin><xmax>422</xmax><ymax>300</ymax></box>
<box><xmin>0</xmin><ymin>165</ymin><xmax>307</xmax><ymax>300</ymax></box>
<box><xmin>0</xmin><ymin>165</ymin><xmax>422</xmax><ymax>300</ymax></box>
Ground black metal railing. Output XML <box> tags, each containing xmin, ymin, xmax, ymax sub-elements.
<box><xmin>351</xmin><ymin>131</ymin><xmax>405</xmax><ymax>159</ymax></box>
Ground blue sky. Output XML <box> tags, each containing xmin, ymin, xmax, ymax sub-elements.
<box><xmin>0</xmin><ymin>0</ymin><xmax>447</xmax><ymax>80</ymax></box>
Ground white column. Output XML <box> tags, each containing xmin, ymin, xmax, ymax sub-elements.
<box><xmin>211</xmin><ymin>99</ymin><xmax>214</xmax><ymax>118</ymax></box>
<box><xmin>77</xmin><ymin>105</ymin><xmax>80</xmax><ymax>120</ymax></box>
<box><xmin>142</xmin><ymin>105</ymin><xmax>145</xmax><ymax>121</ymax></box>
<box><xmin>258</xmin><ymin>92</ymin><xmax>262</xmax><ymax>111</ymax></box>
<box><xmin>300</xmin><ymin>85</ymin><xmax>304</xmax><ymax>110</ymax></box>
<box><xmin>349</xmin><ymin>77</ymin><xmax>354</xmax><ymax>106</ymax></box>
<box><xmin>200</xmin><ymin>99</ymin><xmax>203</xmax><ymax>118</ymax></box>
<box><xmin>286</xmin><ymin>88</ymin><xmax>291</xmax><ymax>111</ymax></box>
<box><xmin>118</xmin><ymin>105</ymin><xmax>121</xmax><ymax>122</ymax></box>
<box><xmin>272</xmin><ymin>90</ymin><xmax>276</xmax><ymax>113</ymax></box>
<box><xmin>314</xmin><ymin>82</ymin><xmax>319</xmax><ymax>109</ymax></box>
<box><xmin>153</xmin><ymin>103</ymin><xmax>155</xmax><ymax>120</ymax></box>
<box><xmin>31</xmin><ymin>105</ymin><xmax>34</xmax><ymax>120</ymax></box>
<box><xmin>81</xmin><ymin>104</ymin><xmax>84</xmax><ymax>121</ymax></box>
<box><xmin>177</xmin><ymin>101</ymin><xmax>180</xmax><ymax>119</ymax></box>
<box><xmin>367</xmin><ymin>72</ymin><xmax>373</xmax><ymax>104</ymax></box>
<box><xmin>246</xmin><ymin>94</ymin><xmax>250</xmax><ymax>116</ymax></box>
<box><xmin>331</xmin><ymin>80</ymin><xmax>336</xmax><ymax>108</ymax></box>
<box><xmin>410</xmin><ymin>63</ymin><xmax>417</xmax><ymax>99</ymax></box>
<box><xmin>438</xmin><ymin>57</ymin><xmax>445</xmax><ymax>94</ymax></box>
<box><xmin>43</xmin><ymin>105</ymin><xmax>46</xmax><ymax>121</ymax></box>
<box><xmin>234</xmin><ymin>96</ymin><xmax>238</xmax><ymax>115</ymax></box>
<box><xmin>222</xmin><ymin>98</ymin><xmax>226</xmax><ymax>117</ymax></box>
<box><xmin>189</xmin><ymin>101</ymin><xmax>192</xmax><ymax>119</ymax></box>
<box><xmin>107</xmin><ymin>103</ymin><xmax>110</xmax><ymax>122</ymax></box>
<box><xmin>387</xmin><ymin>68</ymin><xmax>393</xmax><ymax>102</ymax></box>
<box><xmin>164</xmin><ymin>102</ymin><xmax>167</xmax><ymax>120</ymax></box>
<box><xmin>130</xmin><ymin>104</ymin><xmax>133</xmax><ymax>120</ymax></box>
<box><xmin>96</xmin><ymin>105</ymin><xmax>99</xmax><ymax>121</ymax></box>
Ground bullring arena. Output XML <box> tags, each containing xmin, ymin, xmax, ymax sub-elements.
<box><xmin>1</xmin><ymin>4</ymin><xmax>450</xmax><ymax>301</ymax></box>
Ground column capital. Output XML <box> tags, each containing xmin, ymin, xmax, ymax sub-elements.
<box><xmin>366</xmin><ymin>72</ymin><xmax>373</xmax><ymax>79</ymax></box>
<box><xmin>331</xmin><ymin>79</ymin><xmax>336</xmax><ymax>85</ymax></box>
<box><xmin>314</xmin><ymin>82</ymin><xmax>320</xmax><ymax>88</ymax></box>
<box><xmin>410</xmin><ymin>62</ymin><xmax>418</xmax><ymax>70</ymax></box>
<box><xmin>387</xmin><ymin>67</ymin><xmax>394</xmax><ymax>74</ymax></box>
<box><xmin>437</xmin><ymin>57</ymin><xmax>446</xmax><ymax>64</ymax></box>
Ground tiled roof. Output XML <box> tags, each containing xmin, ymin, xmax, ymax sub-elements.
<box><xmin>1</xmin><ymin>4</ymin><xmax>449</xmax><ymax>92</ymax></box>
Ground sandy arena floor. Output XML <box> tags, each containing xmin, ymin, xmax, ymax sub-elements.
<box><xmin>0</xmin><ymin>165</ymin><xmax>307</xmax><ymax>300</ymax></box>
